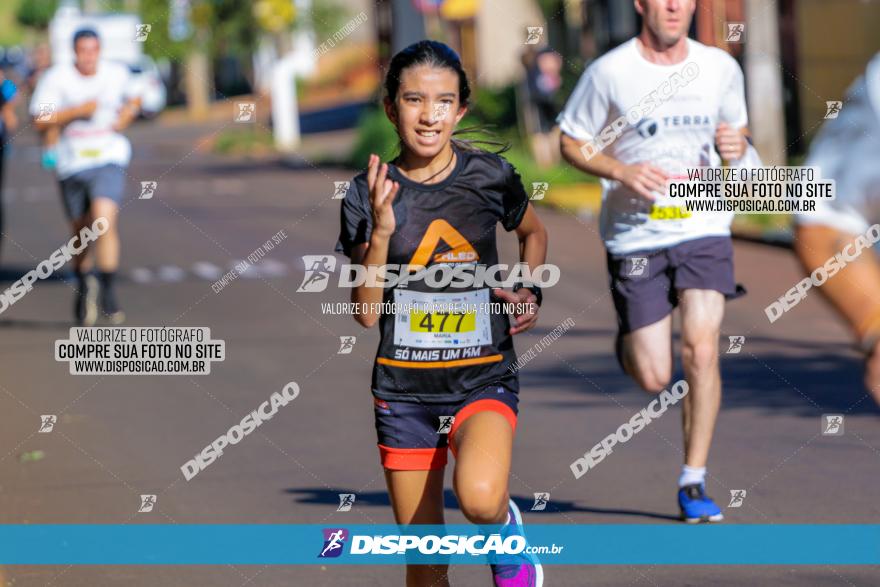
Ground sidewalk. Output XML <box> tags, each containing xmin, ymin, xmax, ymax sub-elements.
<box><xmin>280</xmin><ymin>128</ymin><xmax>358</xmax><ymax>167</ymax></box>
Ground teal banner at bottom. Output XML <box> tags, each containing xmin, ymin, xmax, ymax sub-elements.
<box><xmin>0</xmin><ymin>525</ymin><xmax>877</xmax><ymax>565</ymax></box>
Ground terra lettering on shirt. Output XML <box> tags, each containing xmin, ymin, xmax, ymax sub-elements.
<box><xmin>334</xmin><ymin>145</ymin><xmax>529</xmax><ymax>403</ymax></box>
<box><xmin>558</xmin><ymin>38</ymin><xmax>749</xmax><ymax>254</ymax></box>
<box><xmin>29</xmin><ymin>60</ymin><xmax>136</xmax><ymax>179</ymax></box>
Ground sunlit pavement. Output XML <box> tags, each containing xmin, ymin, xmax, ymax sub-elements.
<box><xmin>0</xmin><ymin>121</ymin><xmax>877</xmax><ymax>586</ymax></box>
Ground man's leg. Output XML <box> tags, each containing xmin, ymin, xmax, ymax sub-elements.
<box><xmin>608</xmin><ymin>248</ymin><xmax>675</xmax><ymax>392</ymax></box>
<box><xmin>667</xmin><ymin>235</ymin><xmax>735</xmax><ymax>523</ymax></box>
<box><xmin>90</xmin><ymin>197</ymin><xmax>120</xmax><ymax>273</ymax></box>
<box><xmin>677</xmin><ymin>289</ymin><xmax>724</xmax><ymax>469</ymax></box>
<box><xmin>61</xmin><ymin>173</ymin><xmax>98</xmax><ymax>325</ymax></box>
<box><xmin>91</xmin><ymin>196</ymin><xmax>124</xmax><ymax>322</ymax></box>
<box><xmin>619</xmin><ymin>315</ymin><xmax>674</xmax><ymax>393</ymax></box>
<box><xmin>795</xmin><ymin>224</ymin><xmax>880</xmax><ymax>405</ymax></box>
<box><xmin>673</xmin><ymin>288</ymin><xmax>725</xmax><ymax>523</ymax></box>
<box><xmin>72</xmin><ymin>212</ymin><xmax>99</xmax><ymax>326</ymax></box>
<box><xmin>71</xmin><ymin>213</ymin><xmax>94</xmax><ymax>275</ymax></box>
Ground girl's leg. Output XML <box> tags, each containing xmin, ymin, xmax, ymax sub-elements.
<box><xmin>451</xmin><ymin>410</ymin><xmax>514</xmax><ymax>525</ymax></box>
<box><xmin>452</xmin><ymin>409</ymin><xmax>543</xmax><ymax>585</ymax></box>
<box><xmin>385</xmin><ymin>468</ymin><xmax>449</xmax><ymax>587</ymax></box>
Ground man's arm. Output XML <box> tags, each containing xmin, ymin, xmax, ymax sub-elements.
<box><xmin>715</xmin><ymin>123</ymin><xmax>755</xmax><ymax>163</ymax></box>
<box><xmin>559</xmin><ymin>132</ymin><xmax>667</xmax><ymax>200</ymax></box>
<box><xmin>33</xmin><ymin>100</ymin><xmax>96</xmax><ymax>133</ymax></box>
<box><xmin>112</xmin><ymin>97</ymin><xmax>142</xmax><ymax>132</ymax></box>
<box><xmin>715</xmin><ymin>55</ymin><xmax>762</xmax><ymax>166</ymax></box>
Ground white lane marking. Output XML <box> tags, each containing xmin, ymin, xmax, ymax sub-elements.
<box><xmin>157</xmin><ymin>265</ymin><xmax>187</xmax><ymax>282</ymax></box>
<box><xmin>129</xmin><ymin>261</ymin><xmax>291</xmax><ymax>283</ymax></box>
<box><xmin>130</xmin><ymin>267</ymin><xmax>154</xmax><ymax>283</ymax></box>
<box><xmin>258</xmin><ymin>258</ymin><xmax>288</xmax><ymax>277</ymax></box>
<box><xmin>192</xmin><ymin>262</ymin><xmax>223</xmax><ymax>281</ymax></box>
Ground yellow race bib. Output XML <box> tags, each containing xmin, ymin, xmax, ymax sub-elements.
<box><xmin>650</xmin><ymin>205</ymin><xmax>692</xmax><ymax>220</ymax></box>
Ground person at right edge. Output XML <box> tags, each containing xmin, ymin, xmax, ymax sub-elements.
<box><xmin>793</xmin><ymin>53</ymin><xmax>880</xmax><ymax>407</ymax></box>
<box><xmin>558</xmin><ymin>0</ymin><xmax>763</xmax><ymax>523</ymax></box>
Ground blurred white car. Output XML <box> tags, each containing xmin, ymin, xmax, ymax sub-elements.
<box><xmin>128</xmin><ymin>55</ymin><xmax>166</xmax><ymax>117</ymax></box>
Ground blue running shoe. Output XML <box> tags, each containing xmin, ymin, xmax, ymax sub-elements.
<box><xmin>489</xmin><ymin>499</ymin><xmax>544</xmax><ymax>586</ymax></box>
<box><xmin>678</xmin><ymin>483</ymin><xmax>724</xmax><ymax>523</ymax></box>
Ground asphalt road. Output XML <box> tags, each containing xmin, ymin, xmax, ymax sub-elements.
<box><xmin>0</xmin><ymin>120</ymin><xmax>877</xmax><ymax>586</ymax></box>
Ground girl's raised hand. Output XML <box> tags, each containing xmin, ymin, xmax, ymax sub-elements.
<box><xmin>366</xmin><ymin>154</ymin><xmax>400</xmax><ymax>238</ymax></box>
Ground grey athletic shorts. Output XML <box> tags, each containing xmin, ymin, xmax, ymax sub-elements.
<box><xmin>59</xmin><ymin>164</ymin><xmax>126</xmax><ymax>220</ymax></box>
<box><xmin>606</xmin><ymin>236</ymin><xmax>746</xmax><ymax>335</ymax></box>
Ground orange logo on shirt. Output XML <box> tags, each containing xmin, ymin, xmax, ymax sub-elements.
<box><xmin>408</xmin><ymin>219</ymin><xmax>479</xmax><ymax>265</ymax></box>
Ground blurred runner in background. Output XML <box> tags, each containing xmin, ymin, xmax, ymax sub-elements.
<box><xmin>26</xmin><ymin>44</ymin><xmax>60</xmax><ymax>172</ymax></box>
<box><xmin>0</xmin><ymin>68</ymin><xmax>19</xmax><ymax>263</ymax></box>
<box><xmin>521</xmin><ymin>46</ymin><xmax>563</xmax><ymax>168</ymax></box>
<box><xmin>30</xmin><ymin>28</ymin><xmax>141</xmax><ymax>325</ymax></box>
<box><xmin>558</xmin><ymin>0</ymin><xmax>761</xmax><ymax>523</ymax></box>
<box><xmin>794</xmin><ymin>53</ymin><xmax>880</xmax><ymax>406</ymax></box>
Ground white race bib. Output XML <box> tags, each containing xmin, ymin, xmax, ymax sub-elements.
<box><xmin>393</xmin><ymin>289</ymin><xmax>492</xmax><ymax>349</ymax></box>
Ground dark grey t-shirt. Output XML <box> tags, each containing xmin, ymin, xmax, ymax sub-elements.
<box><xmin>335</xmin><ymin>145</ymin><xmax>530</xmax><ymax>403</ymax></box>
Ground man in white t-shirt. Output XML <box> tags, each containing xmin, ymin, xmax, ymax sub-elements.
<box><xmin>30</xmin><ymin>28</ymin><xmax>141</xmax><ymax>325</ymax></box>
<box><xmin>794</xmin><ymin>53</ymin><xmax>880</xmax><ymax>407</ymax></box>
<box><xmin>559</xmin><ymin>0</ymin><xmax>761</xmax><ymax>523</ymax></box>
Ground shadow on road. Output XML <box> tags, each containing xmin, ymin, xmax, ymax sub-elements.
<box><xmin>285</xmin><ymin>488</ymin><xmax>679</xmax><ymax>522</ymax></box>
<box><xmin>522</xmin><ymin>339</ymin><xmax>880</xmax><ymax>416</ymax></box>
<box><xmin>0</xmin><ymin>318</ymin><xmax>72</xmax><ymax>330</ymax></box>
<box><xmin>0</xmin><ymin>266</ymin><xmax>74</xmax><ymax>284</ymax></box>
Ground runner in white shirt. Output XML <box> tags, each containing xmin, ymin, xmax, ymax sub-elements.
<box><xmin>30</xmin><ymin>28</ymin><xmax>141</xmax><ymax>325</ymax></box>
<box><xmin>794</xmin><ymin>53</ymin><xmax>880</xmax><ymax>406</ymax></box>
<box><xmin>559</xmin><ymin>0</ymin><xmax>761</xmax><ymax>523</ymax></box>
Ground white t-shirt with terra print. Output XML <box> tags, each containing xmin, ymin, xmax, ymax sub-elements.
<box><xmin>30</xmin><ymin>60</ymin><xmax>137</xmax><ymax>179</ymax></box>
<box><xmin>558</xmin><ymin>38</ymin><xmax>750</xmax><ymax>255</ymax></box>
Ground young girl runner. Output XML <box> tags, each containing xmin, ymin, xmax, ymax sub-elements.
<box><xmin>335</xmin><ymin>40</ymin><xmax>548</xmax><ymax>587</ymax></box>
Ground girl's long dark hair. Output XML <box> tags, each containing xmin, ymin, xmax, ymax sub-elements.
<box><xmin>385</xmin><ymin>40</ymin><xmax>509</xmax><ymax>154</ymax></box>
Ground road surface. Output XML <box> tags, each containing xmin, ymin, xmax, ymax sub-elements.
<box><xmin>0</xmin><ymin>120</ymin><xmax>877</xmax><ymax>586</ymax></box>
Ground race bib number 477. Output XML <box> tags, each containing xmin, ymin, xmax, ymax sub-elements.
<box><xmin>393</xmin><ymin>289</ymin><xmax>492</xmax><ymax>349</ymax></box>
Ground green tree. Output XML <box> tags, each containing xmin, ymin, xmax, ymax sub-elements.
<box><xmin>138</xmin><ymin>0</ymin><xmax>346</xmax><ymax>118</ymax></box>
<box><xmin>16</xmin><ymin>0</ymin><xmax>58</xmax><ymax>31</ymax></box>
